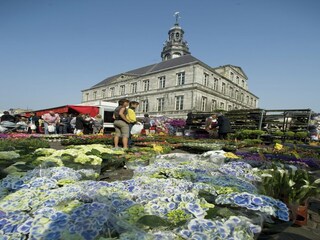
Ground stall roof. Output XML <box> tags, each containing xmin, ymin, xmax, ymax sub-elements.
<box><xmin>26</xmin><ymin>105</ymin><xmax>99</xmax><ymax>117</ymax></box>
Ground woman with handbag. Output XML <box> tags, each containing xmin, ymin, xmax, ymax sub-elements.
<box><xmin>28</xmin><ymin>112</ymin><xmax>40</xmax><ymax>134</ymax></box>
<box><xmin>42</xmin><ymin>111</ymin><xmax>60</xmax><ymax>134</ymax></box>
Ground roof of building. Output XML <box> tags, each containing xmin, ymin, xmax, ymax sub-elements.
<box><xmin>213</xmin><ymin>64</ymin><xmax>248</xmax><ymax>79</ymax></box>
<box><xmin>90</xmin><ymin>54</ymin><xmax>201</xmax><ymax>89</ymax></box>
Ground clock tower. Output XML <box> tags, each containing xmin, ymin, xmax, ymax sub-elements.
<box><xmin>161</xmin><ymin>12</ymin><xmax>190</xmax><ymax>61</ymax></box>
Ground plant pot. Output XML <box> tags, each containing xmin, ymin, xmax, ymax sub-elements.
<box><xmin>294</xmin><ymin>203</ymin><xmax>308</xmax><ymax>226</ymax></box>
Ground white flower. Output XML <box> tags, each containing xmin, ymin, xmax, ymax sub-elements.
<box><xmin>277</xmin><ymin>169</ymin><xmax>286</xmax><ymax>177</ymax></box>
<box><xmin>261</xmin><ymin>173</ymin><xmax>272</xmax><ymax>178</ymax></box>
<box><xmin>288</xmin><ymin>180</ymin><xmax>295</xmax><ymax>187</ymax></box>
<box><xmin>0</xmin><ymin>151</ymin><xmax>20</xmax><ymax>160</ymax></box>
<box><xmin>314</xmin><ymin>179</ymin><xmax>320</xmax><ymax>184</ymax></box>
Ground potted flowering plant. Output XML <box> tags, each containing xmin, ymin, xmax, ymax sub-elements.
<box><xmin>260</xmin><ymin>166</ymin><xmax>320</xmax><ymax>205</ymax></box>
<box><xmin>260</xmin><ymin>165</ymin><xmax>320</xmax><ymax>225</ymax></box>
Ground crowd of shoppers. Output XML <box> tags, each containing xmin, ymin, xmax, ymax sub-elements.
<box><xmin>0</xmin><ymin>110</ymin><xmax>104</xmax><ymax>135</ymax></box>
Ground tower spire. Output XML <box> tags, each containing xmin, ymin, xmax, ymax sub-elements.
<box><xmin>161</xmin><ymin>12</ymin><xmax>190</xmax><ymax>61</ymax></box>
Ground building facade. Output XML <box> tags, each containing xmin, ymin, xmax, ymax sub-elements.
<box><xmin>82</xmin><ymin>18</ymin><xmax>259</xmax><ymax>118</ymax></box>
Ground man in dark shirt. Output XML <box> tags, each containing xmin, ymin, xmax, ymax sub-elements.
<box><xmin>0</xmin><ymin>111</ymin><xmax>16</xmax><ymax>123</ymax></box>
<box><xmin>217</xmin><ymin>113</ymin><xmax>232</xmax><ymax>139</ymax></box>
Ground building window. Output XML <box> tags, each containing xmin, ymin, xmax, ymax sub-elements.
<box><xmin>211</xmin><ymin>99</ymin><xmax>217</xmax><ymax>111</ymax></box>
<box><xmin>242</xmin><ymin>80</ymin><xmax>245</xmax><ymax>88</ymax></box>
<box><xmin>250</xmin><ymin>97</ymin><xmax>253</xmax><ymax>106</ymax></box>
<box><xmin>203</xmin><ymin>73</ymin><xmax>209</xmax><ymax>86</ymax></box>
<box><xmin>158</xmin><ymin>76</ymin><xmax>166</xmax><ymax>89</ymax></box>
<box><xmin>240</xmin><ymin>93</ymin><xmax>244</xmax><ymax>102</ymax></box>
<box><xmin>143</xmin><ymin>80</ymin><xmax>150</xmax><ymax>91</ymax></box>
<box><xmin>246</xmin><ymin>96</ymin><xmax>249</xmax><ymax>104</ymax></box>
<box><xmin>213</xmin><ymin>78</ymin><xmax>219</xmax><ymax>91</ymax></box>
<box><xmin>254</xmin><ymin>99</ymin><xmax>257</xmax><ymax>107</ymax></box>
<box><xmin>236</xmin><ymin>76</ymin><xmax>240</xmax><ymax>84</ymax></box>
<box><xmin>131</xmin><ymin>82</ymin><xmax>137</xmax><ymax>93</ymax></box>
<box><xmin>176</xmin><ymin>72</ymin><xmax>185</xmax><ymax>85</ymax></box>
<box><xmin>229</xmin><ymin>87</ymin><xmax>234</xmax><ymax>98</ymax></box>
<box><xmin>228</xmin><ymin>105</ymin><xmax>232</xmax><ymax>111</ymax></box>
<box><xmin>220</xmin><ymin>102</ymin><xmax>225</xmax><ymax>110</ymax></box>
<box><xmin>235</xmin><ymin>90</ymin><xmax>239</xmax><ymax>100</ymax></box>
<box><xmin>201</xmin><ymin>96</ymin><xmax>207</xmax><ymax>111</ymax></box>
<box><xmin>157</xmin><ymin>98</ymin><xmax>164</xmax><ymax>112</ymax></box>
<box><xmin>175</xmin><ymin>95</ymin><xmax>184</xmax><ymax>110</ymax></box>
<box><xmin>141</xmin><ymin>99</ymin><xmax>149</xmax><ymax>112</ymax></box>
<box><xmin>221</xmin><ymin>83</ymin><xmax>226</xmax><ymax>94</ymax></box>
<box><xmin>110</xmin><ymin>87</ymin><xmax>115</xmax><ymax>97</ymax></box>
<box><xmin>93</xmin><ymin>91</ymin><xmax>97</xmax><ymax>100</ymax></box>
<box><xmin>85</xmin><ymin>93</ymin><xmax>89</xmax><ymax>101</ymax></box>
<box><xmin>230</xmin><ymin>72</ymin><xmax>234</xmax><ymax>80</ymax></box>
<box><xmin>119</xmin><ymin>85</ymin><xmax>125</xmax><ymax>95</ymax></box>
<box><xmin>102</xmin><ymin>89</ymin><xmax>106</xmax><ymax>98</ymax></box>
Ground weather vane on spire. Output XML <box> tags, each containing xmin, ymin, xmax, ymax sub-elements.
<box><xmin>174</xmin><ymin>11</ymin><xmax>180</xmax><ymax>24</ymax></box>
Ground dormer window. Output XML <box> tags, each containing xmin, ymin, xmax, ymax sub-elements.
<box><xmin>230</xmin><ymin>72</ymin><xmax>234</xmax><ymax>80</ymax></box>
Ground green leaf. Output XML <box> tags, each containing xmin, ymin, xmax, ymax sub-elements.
<box><xmin>137</xmin><ymin>215</ymin><xmax>171</xmax><ymax>228</ymax></box>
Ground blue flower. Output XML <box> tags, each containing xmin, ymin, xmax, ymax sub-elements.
<box><xmin>188</xmin><ymin>221</ymin><xmax>201</xmax><ymax>232</ymax></box>
<box><xmin>44</xmin><ymin>231</ymin><xmax>61</xmax><ymax>240</ymax></box>
<box><xmin>2</xmin><ymin>223</ymin><xmax>17</xmax><ymax>234</ymax></box>
<box><xmin>191</xmin><ymin>232</ymin><xmax>209</xmax><ymax>240</ymax></box>
<box><xmin>249</xmin><ymin>224</ymin><xmax>262</xmax><ymax>234</ymax></box>
<box><xmin>81</xmin><ymin>229</ymin><xmax>99</xmax><ymax>240</ymax></box>
<box><xmin>167</xmin><ymin>202</ymin><xmax>176</xmax><ymax>210</ymax></box>
<box><xmin>276</xmin><ymin>201</ymin><xmax>288</xmax><ymax>210</ymax></box>
<box><xmin>128</xmin><ymin>186</ymin><xmax>135</xmax><ymax>192</ymax></box>
<box><xmin>0</xmin><ymin>218</ymin><xmax>9</xmax><ymax>228</ymax></box>
<box><xmin>17</xmin><ymin>218</ymin><xmax>33</xmax><ymax>234</ymax></box>
<box><xmin>217</xmin><ymin>227</ymin><xmax>228</xmax><ymax>238</ymax></box>
<box><xmin>246</xmin><ymin>204</ymin><xmax>260</xmax><ymax>210</ymax></box>
<box><xmin>233</xmin><ymin>194</ymin><xmax>250</xmax><ymax>206</ymax></box>
<box><xmin>179</xmin><ymin>230</ymin><xmax>192</xmax><ymax>238</ymax></box>
<box><xmin>252</xmin><ymin>197</ymin><xmax>263</xmax><ymax>206</ymax></box>
<box><xmin>276</xmin><ymin>210</ymin><xmax>289</xmax><ymax>221</ymax></box>
<box><xmin>43</xmin><ymin>199</ymin><xmax>57</xmax><ymax>207</ymax></box>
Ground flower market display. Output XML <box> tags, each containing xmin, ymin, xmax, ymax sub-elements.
<box><xmin>1</xmin><ymin>133</ymin><xmax>320</xmax><ymax>239</ymax></box>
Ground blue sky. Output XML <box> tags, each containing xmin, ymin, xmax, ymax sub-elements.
<box><xmin>0</xmin><ymin>0</ymin><xmax>319</xmax><ymax>112</ymax></box>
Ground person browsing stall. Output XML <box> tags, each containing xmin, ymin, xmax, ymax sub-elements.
<box><xmin>126</xmin><ymin>101</ymin><xmax>139</xmax><ymax>147</ymax></box>
<box><xmin>113</xmin><ymin>99</ymin><xmax>130</xmax><ymax>149</ymax></box>
<box><xmin>42</xmin><ymin>111</ymin><xmax>60</xmax><ymax>134</ymax></box>
<box><xmin>0</xmin><ymin>111</ymin><xmax>16</xmax><ymax>123</ymax></box>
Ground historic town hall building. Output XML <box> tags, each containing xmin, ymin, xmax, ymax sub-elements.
<box><xmin>82</xmin><ymin>16</ymin><xmax>259</xmax><ymax>118</ymax></box>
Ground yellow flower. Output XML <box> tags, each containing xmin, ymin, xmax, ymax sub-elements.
<box><xmin>152</xmin><ymin>144</ymin><xmax>163</xmax><ymax>153</ymax></box>
<box><xmin>274</xmin><ymin>143</ymin><xmax>283</xmax><ymax>151</ymax></box>
<box><xmin>224</xmin><ymin>152</ymin><xmax>239</xmax><ymax>159</ymax></box>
